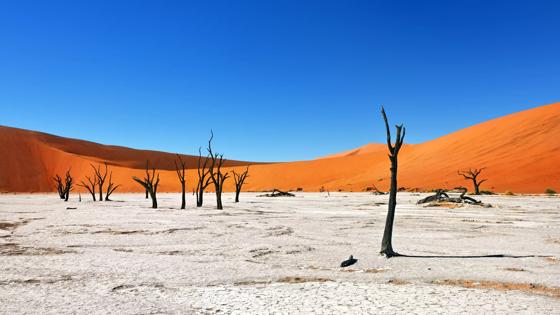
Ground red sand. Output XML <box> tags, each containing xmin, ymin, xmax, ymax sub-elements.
<box><xmin>1</xmin><ymin>103</ymin><xmax>558</xmax><ymax>194</ymax></box>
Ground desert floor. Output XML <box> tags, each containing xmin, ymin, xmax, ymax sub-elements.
<box><xmin>0</xmin><ymin>192</ymin><xmax>559</xmax><ymax>314</ymax></box>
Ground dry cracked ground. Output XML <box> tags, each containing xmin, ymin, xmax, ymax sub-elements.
<box><xmin>0</xmin><ymin>192</ymin><xmax>559</xmax><ymax>314</ymax></box>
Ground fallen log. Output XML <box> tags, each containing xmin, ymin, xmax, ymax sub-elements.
<box><xmin>417</xmin><ymin>189</ymin><xmax>449</xmax><ymax>204</ymax></box>
<box><xmin>257</xmin><ymin>189</ymin><xmax>296</xmax><ymax>197</ymax></box>
<box><xmin>417</xmin><ymin>188</ymin><xmax>483</xmax><ymax>205</ymax></box>
<box><xmin>366</xmin><ymin>184</ymin><xmax>387</xmax><ymax>195</ymax></box>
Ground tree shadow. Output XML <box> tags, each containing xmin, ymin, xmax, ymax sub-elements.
<box><xmin>396</xmin><ymin>253</ymin><xmax>550</xmax><ymax>259</ymax></box>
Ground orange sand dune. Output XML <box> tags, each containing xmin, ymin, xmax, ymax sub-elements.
<box><xmin>1</xmin><ymin>102</ymin><xmax>559</xmax><ymax>194</ymax></box>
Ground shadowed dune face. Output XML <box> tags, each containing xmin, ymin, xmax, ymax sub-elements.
<box><xmin>1</xmin><ymin>103</ymin><xmax>559</xmax><ymax>193</ymax></box>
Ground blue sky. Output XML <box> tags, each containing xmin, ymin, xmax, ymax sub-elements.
<box><xmin>0</xmin><ymin>1</ymin><xmax>558</xmax><ymax>161</ymax></box>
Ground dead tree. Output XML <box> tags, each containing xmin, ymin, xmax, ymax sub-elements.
<box><xmin>78</xmin><ymin>175</ymin><xmax>97</xmax><ymax>201</ymax></box>
<box><xmin>207</xmin><ymin>132</ymin><xmax>230</xmax><ymax>210</ymax></box>
<box><xmin>105</xmin><ymin>172</ymin><xmax>120</xmax><ymax>201</ymax></box>
<box><xmin>232</xmin><ymin>166</ymin><xmax>250</xmax><ymax>203</ymax></box>
<box><xmin>380</xmin><ymin>107</ymin><xmax>405</xmax><ymax>258</ymax></box>
<box><xmin>63</xmin><ymin>169</ymin><xmax>73</xmax><ymax>201</ymax></box>
<box><xmin>195</xmin><ymin>147</ymin><xmax>212</xmax><ymax>207</ymax></box>
<box><xmin>458</xmin><ymin>168</ymin><xmax>487</xmax><ymax>195</ymax></box>
<box><xmin>53</xmin><ymin>175</ymin><xmax>66</xmax><ymax>199</ymax></box>
<box><xmin>132</xmin><ymin>161</ymin><xmax>160</xmax><ymax>208</ymax></box>
<box><xmin>91</xmin><ymin>163</ymin><xmax>108</xmax><ymax>201</ymax></box>
<box><xmin>175</xmin><ymin>154</ymin><xmax>187</xmax><ymax>209</ymax></box>
<box><xmin>53</xmin><ymin>169</ymin><xmax>73</xmax><ymax>201</ymax></box>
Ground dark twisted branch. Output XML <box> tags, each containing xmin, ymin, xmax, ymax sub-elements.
<box><xmin>105</xmin><ymin>172</ymin><xmax>120</xmax><ymax>201</ymax></box>
<box><xmin>53</xmin><ymin>175</ymin><xmax>65</xmax><ymax>199</ymax></box>
<box><xmin>78</xmin><ymin>175</ymin><xmax>97</xmax><ymax>201</ymax></box>
<box><xmin>63</xmin><ymin>169</ymin><xmax>73</xmax><ymax>202</ymax></box>
<box><xmin>132</xmin><ymin>161</ymin><xmax>160</xmax><ymax>208</ymax></box>
<box><xmin>233</xmin><ymin>165</ymin><xmax>250</xmax><ymax>203</ymax></box>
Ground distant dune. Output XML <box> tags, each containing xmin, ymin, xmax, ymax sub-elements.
<box><xmin>1</xmin><ymin>102</ymin><xmax>558</xmax><ymax>193</ymax></box>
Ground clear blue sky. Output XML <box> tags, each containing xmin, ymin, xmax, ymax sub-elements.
<box><xmin>0</xmin><ymin>1</ymin><xmax>558</xmax><ymax>161</ymax></box>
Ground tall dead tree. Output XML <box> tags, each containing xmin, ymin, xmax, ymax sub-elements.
<box><xmin>458</xmin><ymin>168</ymin><xmax>487</xmax><ymax>195</ymax></box>
<box><xmin>233</xmin><ymin>166</ymin><xmax>250</xmax><ymax>203</ymax></box>
<box><xmin>207</xmin><ymin>132</ymin><xmax>230</xmax><ymax>210</ymax></box>
<box><xmin>105</xmin><ymin>172</ymin><xmax>120</xmax><ymax>201</ymax></box>
<box><xmin>78</xmin><ymin>175</ymin><xmax>97</xmax><ymax>201</ymax></box>
<box><xmin>132</xmin><ymin>161</ymin><xmax>160</xmax><ymax>208</ymax></box>
<box><xmin>91</xmin><ymin>163</ymin><xmax>108</xmax><ymax>201</ymax></box>
<box><xmin>175</xmin><ymin>154</ymin><xmax>187</xmax><ymax>209</ymax></box>
<box><xmin>195</xmin><ymin>147</ymin><xmax>212</xmax><ymax>207</ymax></box>
<box><xmin>380</xmin><ymin>107</ymin><xmax>405</xmax><ymax>258</ymax></box>
<box><xmin>53</xmin><ymin>175</ymin><xmax>66</xmax><ymax>199</ymax></box>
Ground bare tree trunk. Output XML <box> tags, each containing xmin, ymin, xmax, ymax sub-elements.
<box><xmin>216</xmin><ymin>190</ymin><xmax>223</xmax><ymax>209</ymax></box>
<box><xmin>379</xmin><ymin>107</ymin><xmax>405</xmax><ymax>258</ymax></box>
<box><xmin>196</xmin><ymin>189</ymin><xmax>204</xmax><ymax>207</ymax></box>
<box><xmin>473</xmin><ymin>179</ymin><xmax>480</xmax><ymax>195</ymax></box>
<box><xmin>196</xmin><ymin>147</ymin><xmax>211</xmax><ymax>207</ymax></box>
<box><xmin>181</xmin><ymin>184</ymin><xmax>186</xmax><ymax>209</ymax></box>
<box><xmin>62</xmin><ymin>169</ymin><xmax>73</xmax><ymax>202</ymax></box>
<box><xmin>150</xmin><ymin>191</ymin><xmax>158</xmax><ymax>208</ymax></box>
<box><xmin>235</xmin><ymin>191</ymin><xmax>240</xmax><ymax>203</ymax></box>
<box><xmin>175</xmin><ymin>154</ymin><xmax>187</xmax><ymax>209</ymax></box>
<box><xmin>207</xmin><ymin>131</ymin><xmax>230</xmax><ymax>210</ymax></box>
<box><xmin>381</xmin><ymin>154</ymin><xmax>398</xmax><ymax>255</ymax></box>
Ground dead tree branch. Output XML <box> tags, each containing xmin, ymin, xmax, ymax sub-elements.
<box><xmin>207</xmin><ymin>131</ymin><xmax>230</xmax><ymax>210</ymax></box>
<box><xmin>132</xmin><ymin>161</ymin><xmax>160</xmax><ymax>208</ymax></box>
<box><xmin>105</xmin><ymin>172</ymin><xmax>120</xmax><ymax>201</ymax></box>
<box><xmin>53</xmin><ymin>175</ymin><xmax>65</xmax><ymax>199</ymax></box>
<box><xmin>77</xmin><ymin>175</ymin><xmax>97</xmax><ymax>201</ymax></box>
<box><xmin>233</xmin><ymin>165</ymin><xmax>250</xmax><ymax>203</ymax></box>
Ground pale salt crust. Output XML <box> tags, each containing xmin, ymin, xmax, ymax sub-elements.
<box><xmin>0</xmin><ymin>192</ymin><xmax>559</xmax><ymax>314</ymax></box>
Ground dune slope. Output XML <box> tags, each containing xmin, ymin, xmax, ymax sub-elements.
<box><xmin>0</xmin><ymin>103</ymin><xmax>558</xmax><ymax>193</ymax></box>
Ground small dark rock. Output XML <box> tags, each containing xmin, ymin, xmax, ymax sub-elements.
<box><xmin>340</xmin><ymin>255</ymin><xmax>358</xmax><ymax>267</ymax></box>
